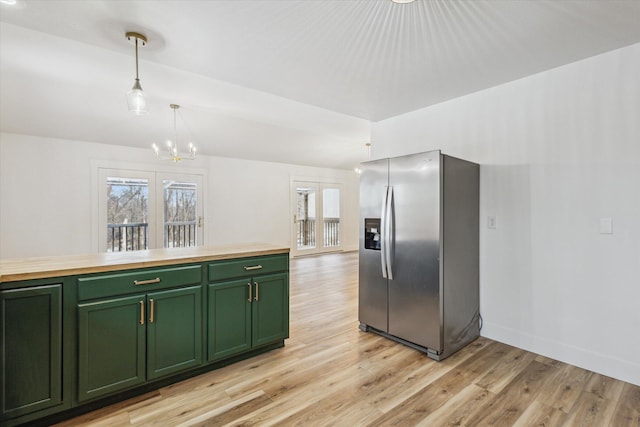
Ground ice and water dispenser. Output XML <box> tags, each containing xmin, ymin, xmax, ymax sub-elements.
<box><xmin>364</xmin><ymin>218</ymin><xmax>381</xmax><ymax>251</ymax></box>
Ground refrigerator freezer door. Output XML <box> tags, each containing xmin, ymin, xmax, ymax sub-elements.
<box><xmin>388</xmin><ymin>151</ymin><xmax>442</xmax><ymax>351</ymax></box>
<box><xmin>358</xmin><ymin>158</ymin><xmax>389</xmax><ymax>332</ymax></box>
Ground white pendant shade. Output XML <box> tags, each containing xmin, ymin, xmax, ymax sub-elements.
<box><xmin>127</xmin><ymin>79</ymin><xmax>148</xmax><ymax>115</ymax></box>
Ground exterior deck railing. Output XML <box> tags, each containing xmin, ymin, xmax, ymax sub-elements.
<box><xmin>107</xmin><ymin>221</ymin><xmax>197</xmax><ymax>252</ymax></box>
<box><xmin>296</xmin><ymin>217</ymin><xmax>340</xmax><ymax>249</ymax></box>
<box><xmin>164</xmin><ymin>221</ymin><xmax>197</xmax><ymax>248</ymax></box>
<box><xmin>107</xmin><ymin>222</ymin><xmax>148</xmax><ymax>252</ymax></box>
<box><xmin>323</xmin><ymin>218</ymin><xmax>340</xmax><ymax>247</ymax></box>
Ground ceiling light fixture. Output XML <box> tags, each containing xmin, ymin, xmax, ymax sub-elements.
<box><xmin>391</xmin><ymin>0</ymin><xmax>417</xmax><ymax>3</ymax></box>
<box><xmin>354</xmin><ymin>143</ymin><xmax>372</xmax><ymax>175</ymax></box>
<box><xmin>152</xmin><ymin>104</ymin><xmax>197</xmax><ymax>162</ymax></box>
<box><xmin>125</xmin><ymin>32</ymin><xmax>148</xmax><ymax>115</ymax></box>
<box><xmin>0</xmin><ymin>0</ymin><xmax>18</xmax><ymax>5</ymax></box>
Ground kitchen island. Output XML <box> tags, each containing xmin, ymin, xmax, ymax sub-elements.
<box><xmin>0</xmin><ymin>244</ymin><xmax>289</xmax><ymax>427</ymax></box>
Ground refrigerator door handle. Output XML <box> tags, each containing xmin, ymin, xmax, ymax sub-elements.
<box><xmin>380</xmin><ymin>186</ymin><xmax>389</xmax><ymax>278</ymax></box>
<box><xmin>385</xmin><ymin>186</ymin><xmax>394</xmax><ymax>280</ymax></box>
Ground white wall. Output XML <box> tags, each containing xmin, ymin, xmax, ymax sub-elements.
<box><xmin>0</xmin><ymin>133</ymin><xmax>359</xmax><ymax>259</ymax></box>
<box><xmin>371</xmin><ymin>43</ymin><xmax>640</xmax><ymax>386</ymax></box>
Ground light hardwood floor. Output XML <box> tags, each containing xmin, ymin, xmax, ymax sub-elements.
<box><xmin>56</xmin><ymin>252</ymin><xmax>640</xmax><ymax>426</ymax></box>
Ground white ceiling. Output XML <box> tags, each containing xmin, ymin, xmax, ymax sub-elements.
<box><xmin>1</xmin><ymin>0</ymin><xmax>640</xmax><ymax>169</ymax></box>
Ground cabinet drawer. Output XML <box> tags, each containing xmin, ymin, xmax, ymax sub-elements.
<box><xmin>208</xmin><ymin>255</ymin><xmax>288</xmax><ymax>282</ymax></box>
<box><xmin>78</xmin><ymin>265</ymin><xmax>202</xmax><ymax>301</ymax></box>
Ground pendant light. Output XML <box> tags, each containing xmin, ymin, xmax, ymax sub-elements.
<box><xmin>152</xmin><ymin>104</ymin><xmax>197</xmax><ymax>162</ymax></box>
<box><xmin>125</xmin><ymin>32</ymin><xmax>148</xmax><ymax>115</ymax></box>
<box><xmin>354</xmin><ymin>143</ymin><xmax>372</xmax><ymax>175</ymax></box>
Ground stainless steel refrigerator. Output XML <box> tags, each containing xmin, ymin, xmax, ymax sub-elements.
<box><xmin>359</xmin><ymin>150</ymin><xmax>480</xmax><ymax>361</ymax></box>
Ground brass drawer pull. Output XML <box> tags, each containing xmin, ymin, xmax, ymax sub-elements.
<box><xmin>248</xmin><ymin>283</ymin><xmax>252</xmax><ymax>302</ymax></box>
<box><xmin>254</xmin><ymin>282</ymin><xmax>259</xmax><ymax>301</ymax></box>
<box><xmin>139</xmin><ymin>300</ymin><xmax>145</xmax><ymax>325</ymax></box>
<box><xmin>134</xmin><ymin>278</ymin><xmax>161</xmax><ymax>285</ymax></box>
<box><xmin>243</xmin><ymin>265</ymin><xmax>263</xmax><ymax>271</ymax></box>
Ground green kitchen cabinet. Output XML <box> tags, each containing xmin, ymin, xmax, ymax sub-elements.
<box><xmin>208</xmin><ymin>273</ymin><xmax>288</xmax><ymax>362</ymax></box>
<box><xmin>0</xmin><ymin>284</ymin><xmax>63</xmax><ymax>421</ymax></box>
<box><xmin>146</xmin><ymin>286</ymin><xmax>202</xmax><ymax>380</ymax></box>
<box><xmin>207</xmin><ymin>279</ymin><xmax>252</xmax><ymax>361</ymax></box>
<box><xmin>207</xmin><ymin>255</ymin><xmax>289</xmax><ymax>362</ymax></box>
<box><xmin>77</xmin><ymin>294</ymin><xmax>146</xmax><ymax>402</ymax></box>
<box><xmin>251</xmin><ymin>272</ymin><xmax>289</xmax><ymax>347</ymax></box>
<box><xmin>0</xmin><ymin>247</ymin><xmax>288</xmax><ymax>425</ymax></box>
<box><xmin>78</xmin><ymin>286</ymin><xmax>202</xmax><ymax>402</ymax></box>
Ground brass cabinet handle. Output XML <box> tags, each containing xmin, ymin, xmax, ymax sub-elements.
<box><xmin>254</xmin><ymin>282</ymin><xmax>259</xmax><ymax>301</ymax></box>
<box><xmin>134</xmin><ymin>278</ymin><xmax>161</xmax><ymax>285</ymax></box>
<box><xmin>243</xmin><ymin>265</ymin><xmax>263</xmax><ymax>271</ymax></box>
<box><xmin>139</xmin><ymin>300</ymin><xmax>145</xmax><ymax>325</ymax></box>
<box><xmin>149</xmin><ymin>299</ymin><xmax>155</xmax><ymax>323</ymax></box>
<box><xmin>248</xmin><ymin>283</ymin><xmax>252</xmax><ymax>302</ymax></box>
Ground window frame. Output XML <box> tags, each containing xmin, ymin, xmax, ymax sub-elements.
<box><xmin>290</xmin><ymin>177</ymin><xmax>344</xmax><ymax>257</ymax></box>
<box><xmin>91</xmin><ymin>160</ymin><xmax>207</xmax><ymax>253</ymax></box>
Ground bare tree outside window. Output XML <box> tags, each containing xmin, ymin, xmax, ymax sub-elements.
<box><xmin>106</xmin><ymin>177</ymin><xmax>149</xmax><ymax>252</ymax></box>
<box><xmin>163</xmin><ymin>180</ymin><xmax>197</xmax><ymax>248</ymax></box>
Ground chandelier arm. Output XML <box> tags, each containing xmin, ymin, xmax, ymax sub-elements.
<box><xmin>153</xmin><ymin>104</ymin><xmax>197</xmax><ymax>162</ymax></box>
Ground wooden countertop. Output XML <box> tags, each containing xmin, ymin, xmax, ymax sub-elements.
<box><xmin>0</xmin><ymin>243</ymin><xmax>290</xmax><ymax>283</ymax></box>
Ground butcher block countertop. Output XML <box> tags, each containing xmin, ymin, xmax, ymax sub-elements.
<box><xmin>0</xmin><ymin>243</ymin><xmax>289</xmax><ymax>283</ymax></box>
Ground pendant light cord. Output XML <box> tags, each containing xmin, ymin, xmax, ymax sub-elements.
<box><xmin>135</xmin><ymin>38</ymin><xmax>140</xmax><ymax>81</ymax></box>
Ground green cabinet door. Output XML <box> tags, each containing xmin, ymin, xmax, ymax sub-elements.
<box><xmin>207</xmin><ymin>279</ymin><xmax>252</xmax><ymax>362</ymax></box>
<box><xmin>1</xmin><ymin>284</ymin><xmax>62</xmax><ymax>420</ymax></box>
<box><xmin>147</xmin><ymin>286</ymin><xmax>202</xmax><ymax>380</ymax></box>
<box><xmin>77</xmin><ymin>295</ymin><xmax>146</xmax><ymax>402</ymax></box>
<box><xmin>252</xmin><ymin>273</ymin><xmax>289</xmax><ymax>348</ymax></box>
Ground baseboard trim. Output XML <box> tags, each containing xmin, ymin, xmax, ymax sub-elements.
<box><xmin>481</xmin><ymin>321</ymin><xmax>640</xmax><ymax>387</ymax></box>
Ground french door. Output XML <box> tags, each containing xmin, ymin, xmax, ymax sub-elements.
<box><xmin>97</xmin><ymin>168</ymin><xmax>204</xmax><ymax>252</ymax></box>
<box><xmin>291</xmin><ymin>181</ymin><xmax>342</xmax><ymax>256</ymax></box>
<box><xmin>156</xmin><ymin>173</ymin><xmax>203</xmax><ymax>249</ymax></box>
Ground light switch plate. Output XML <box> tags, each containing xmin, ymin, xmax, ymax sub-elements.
<box><xmin>488</xmin><ymin>216</ymin><xmax>496</xmax><ymax>229</ymax></box>
<box><xmin>600</xmin><ymin>217</ymin><xmax>613</xmax><ymax>234</ymax></box>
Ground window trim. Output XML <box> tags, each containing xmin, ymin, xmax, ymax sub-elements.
<box><xmin>91</xmin><ymin>160</ymin><xmax>207</xmax><ymax>253</ymax></box>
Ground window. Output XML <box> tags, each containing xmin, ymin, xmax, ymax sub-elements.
<box><xmin>95</xmin><ymin>165</ymin><xmax>204</xmax><ymax>252</ymax></box>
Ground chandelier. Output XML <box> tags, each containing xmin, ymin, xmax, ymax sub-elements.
<box><xmin>152</xmin><ymin>104</ymin><xmax>197</xmax><ymax>162</ymax></box>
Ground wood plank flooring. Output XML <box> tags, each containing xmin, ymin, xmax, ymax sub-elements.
<box><xmin>55</xmin><ymin>252</ymin><xmax>640</xmax><ymax>426</ymax></box>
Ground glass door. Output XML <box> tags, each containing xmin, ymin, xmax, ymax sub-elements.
<box><xmin>97</xmin><ymin>168</ymin><xmax>203</xmax><ymax>252</ymax></box>
<box><xmin>156</xmin><ymin>173</ymin><xmax>204</xmax><ymax>248</ymax></box>
<box><xmin>294</xmin><ymin>184</ymin><xmax>318</xmax><ymax>254</ymax></box>
<box><xmin>99</xmin><ymin>169</ymin><xmax>157</xmax><ymax>252</ymax></box>
<box><xmin>106</xmin><ymin>176</ymin><xmax>150</xmax><ymax>252</ymax></box>
<box><xmin>322</xmin><ymin>187</ymin><xmax>341</xmax><ymax>249</ymax></box>
<box><xmin>291</xmin><ymin>181</ymin><xmax>342</xmax><ymax>256</ymax></box>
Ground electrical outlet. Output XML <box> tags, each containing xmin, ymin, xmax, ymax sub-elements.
<box><xmin>600</xmin><ymin>217</ymin><xmax>613</xmax><ymax>234</ymax></box>
<box><xmin>487</xmin><ymin>216</ymin><xmax>496</xmax><ymax>229</ymax></box>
